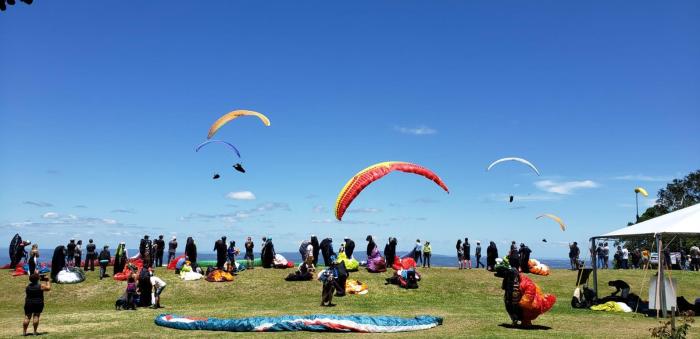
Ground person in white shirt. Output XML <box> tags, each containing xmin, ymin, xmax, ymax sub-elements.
<box><xmin>148</xmin><ymin>267</ymin><xmax>167</xmax><ymax>309</ymax></box>
<box><xmin>621</xmin><ymin>247</ymin><xmax>629</xmax><ymax>269</ymax></box>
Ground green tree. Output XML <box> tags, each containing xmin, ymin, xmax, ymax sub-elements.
<box><xmin>625</xmin><ymin>170</ymin><xmax>700</xmax><ymax>252</ymax></box>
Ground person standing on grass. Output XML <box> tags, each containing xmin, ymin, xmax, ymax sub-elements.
<box><xmin>28</xmin><ymin>244</ymin><xmax>39</xmax><ymax>275</ymax></box>
<box><xmin>244</xmin><ymin>236</ymin><xmax>254</xmax><ymax>269</ymax></box>
<box><xmin>23</xmin><ymin>273</ymin><xmax>50</xmax><ymax>336</ymax></box>
<box><xmin>413</xmin><ymin>239</ymin><xmax>423</xmax><ymax>266</ymax></box>
<box><xmin>84</xmin><ymin>239</ymin><xmax>96</xmax><ymax>272</ymax></box>
<box><xmin>74</xmin><ymin>240</ymin><xmax>82</xmax><ymax>268</ymax></box>
<box><xmin>214</xmin><ymin>236</ymin><xmax>227</xmax><ymax>270</ymax></box>
<box><xmin>66</xmin><ymin>239</ymin><xmax>76</xmax><ymax>268</ymax></box>
<box><xmin>486</xmin><ymin>241</ymin><xmax>499</xmax><ymax>271</ymax></box>
<box><xmin>690</xmin><ymin>245</ymin><xmax>700</xmax><ymax>271</ymax></box>
<box><xmin>155</xmin><ymin>235</ymin><xmax>165</xmax><ymax>267</ymax></box>
<box><xmin>463</xmin><ymin>238</ymin><xmax>471</xmax><ymax>269</ymax></box>
<box><xmin>227</xmin><ymin>240</ymin><xmax>237</xmax><ymax>272</ymax></box>
<box><xmin>569</xmin><ymin>242</ymin><xmax>580</xmax><ymax>270</ymax></box>
<box><xmin>98</xmin><ymin>245</ymin><xmax>111</xmax><ymax>280</ymax></box>
<box><xmin>456</xmin><ymin>239</ymin><xmax>464</xmax><ymax>269</ymax></box>
<box><xmin>422</xmin><ymin>241</ymin><xmax>432</xmax><ymax>268</ymax></box>
<box><xmin>519</xmin><ymin>243</ymin><xmax>531</xmax><ymax>273</ymax></box>
<box><xmin>603</xmin><ymin>242</ymin><xmax>610</xmax><ymax>269</ymax></box>
<box><xmin>475</xmin><ymin>241</ymin><xmax>483</xmax><ymax>268</ymax></box>
<box><xmin>167</xmin><ymin>236</ymin><xmax>177</xmax><ymax>265</ymax></box>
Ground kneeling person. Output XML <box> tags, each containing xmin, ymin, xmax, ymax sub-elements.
<box><xmin>148</xmin><ymin>267</ymin><xmax>167</xmax><ymax>309</ymax></box>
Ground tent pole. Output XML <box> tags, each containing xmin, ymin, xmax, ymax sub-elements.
<box><xmin>591</xmin><ymin>237</ymin><xmax>598</xmax><ymax>298</ymax></box>
<box><xmin>657</xmin><ymin>234</ymin><xmax>667</xmax><ymax>318</ymax></box>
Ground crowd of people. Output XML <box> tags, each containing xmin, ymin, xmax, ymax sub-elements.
<box><xmin>590</xmin><ymin>242</ymin><xmax>700</xmax><ymax>271</ymax></box>
<box><xmin>454</xmin><ymin>239</ymin><xmax>532</xmax><ymax>272</ymax></box>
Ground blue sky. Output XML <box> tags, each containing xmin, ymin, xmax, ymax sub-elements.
<box><xmin>1</xmin><ymin>1</ymin><xmax>698</xmax><ymax>258</ymax></box>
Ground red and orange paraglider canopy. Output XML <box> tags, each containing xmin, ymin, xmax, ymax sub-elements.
<box><xmin>334</xmin><ymin>161</ymin><xmax>449</xmax><ymax>221</ymax></box>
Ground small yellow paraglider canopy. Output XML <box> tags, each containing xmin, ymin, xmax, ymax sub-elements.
<box><xmin>634</xmin><ymin>187</ymin><xmax>649</xmax><ymax>197</ymax></box>
<box><xmin>536</xmin><ymin>214</ymin><xmax>566</xmax><ymax>231</ymax></box>
<box><xmin>207</xmin><ymin>109</ymin><xmax>270</xmax><ymax>139</ymax></box>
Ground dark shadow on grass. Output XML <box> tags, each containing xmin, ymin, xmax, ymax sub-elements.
<box><xmin>499</xmin><ymin>323</ymin><xmax>552</xmax><ymax>331</ymax></box>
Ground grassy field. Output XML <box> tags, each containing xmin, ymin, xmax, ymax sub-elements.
<box><xmin>0</xmin><ymin>266</ymin><xmax>698</xmax><ymax>338</ymax></box>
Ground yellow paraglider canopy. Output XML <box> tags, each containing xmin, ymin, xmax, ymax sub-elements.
<box><xmin>634</xmin><ymin>187</ymin><xmax>649</xmax><ymax>197</ymax></box>
<box><xmin>207</xmin><ymin>109</ymin><xmax>270</xmax><ymax>139</ymax></box>
<box><xmin>536</xmin><ymin>214</ymin><xmax>566</xmax><ymax>231</ymax></box>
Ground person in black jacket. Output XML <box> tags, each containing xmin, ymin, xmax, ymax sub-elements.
<box><xmin>344</xmin><ymin>237</ymin><xmax>355</xmax><ymax>258</ymax></box>
<box><xmin>155</xmin><ymin>235</ymin><xmax>165</xmax><ymax>267</ymax></box>
<box><xmin>84</xmin><ymin>239</ymin><xmax>96</xmax><ymax>271</ymax></box>
<box><xmin>310</xmin><ymin>235</ymin><xmax>320</xmax><ymax>267</ymax></box>
<box><xmin>185</xmin><ymin>237</ymin><xmax>197</xmax><ymax>267</ymax></box>
<box><xmin>519</xmin><ymin>243</ymin><xmax>532</xmax><ymax>273</ymax></box>
<box><xmin>319</xmin><ymin>238</ymin><xmax>335</xmax><ymax>267</ymax></box>
<box><xmin>214</xmin><ymin>236</ymin><xmax>227</xmax><ymax>269</ymax></box>
<box><xmin>463</xmin><ymin>238</ymin><xmax>472</xmax><ymax>269</ymax></box>
<box><xmin>508</xmin><ymin>244</ymin><xmax>521</xmax><ymax>271</ymax></box>
<box><xmin>366</xmin><ymin>235</ymin><xmax>376</xmax><ymax>257</ymax></box>
<box><xmin>98</xmin><ymin>245</ymin><xmax>111</xmax><ymax>280</ymax></box>
<box><xmin>261</xmin><ymin>238</ymin><xmax>275</xmax><ymax>268</ymax></box>
<box><xmin>486</xmin><ymin>241</ymin><xmax>499</xmax><ymax>271</ymax></box>
<box><xmin>65</xmin><ymin>239</ymin><xmax>76</xmax><ymax>267</ymax></box>
<box><xmin>384</xmin><ymin>238</ymin><xmax>397</xmax><ymax>268</ymax></box>
<box><xmin>50</xmin><ymin>246</ymin><xmax>66</xmax><ymax>282</ymax></box>
<box><xmin>140</xmin><ymin>235</ymin><xmax>153</xmax><ymax>268</ymax></box>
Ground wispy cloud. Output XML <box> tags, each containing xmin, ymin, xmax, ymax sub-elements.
<box><xmin>73</xmin><ymin>205</ymin><xmax>88</xmax><ymax>209</ymax></box>
<box><xmin>6</xmin><ymin>212</ymin><xmax>122</xmax><ymax>229</ymax></box>
<box><xmin>46</xmin><ymin>169</ymin><xmax>60</xmax><ymax>175</ymax></box>
<box><xmin>305</xmin><ymin>194</ymin><xmax>319</xmax><ymax>199</ymax></box>
<box><xmin>411</xmin><ymin>198</ymin><xmax>439</xmax><ymax>204</ymax></box>
<box><xmin>226</xmin><ymin>191</ymin><xmax>256</xmax><ymax>200</ymax></box>
<box><xmin>346</xmin><ymin>207</ymin><xmax>382</xmax><ymax>214</ymax></box>
<box><xmin>23</xmin><ymin>201</ymin><xmax>53</xmax><ymax>207</ymax></box>
<box><xmin>612</xmin><ymin>174</ymin><xmax>672</xmax><ymax>182</ymax></box>
<box><xmin>180</xmin><ymin>202</ymin><xmax>290</xmax><ymax>223</ymax></box>
<box><xmin>111</xmin><ymin>208</ymin><xmax>136</xmax><ymax>214</ymax></box>
<box><xmin>482</xmin><ymin>193</ymin><xmax>561</xmax><ymax>203</ymax></box>
<box><xmin>394</xmin><ymin>125</ymin><xmax>437</xmax><ymax>136</ymax></box>
<box><xmin>535</xmin><ymin>180</ymin><xmax>599</xmax><ymax>195</ymax></box>
<box><xmin>312</xmin><ymin>205</ymin><xmax>328</xmax><ymax>214</ymax></box>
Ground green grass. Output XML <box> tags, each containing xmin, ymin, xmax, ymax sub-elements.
<box><xmin>0</xmin><ymin>267</ymin><xmax>698</xmax><ymax>338</ymax></box>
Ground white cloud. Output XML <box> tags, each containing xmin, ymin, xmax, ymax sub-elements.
<box><xmin>612</xmin><ymin>174</ymin><xmax>671</xmax><ymax>182</ymax></box>
<box><xmin>311</xmin><ymin>218</ymin><xmax>336</xmax><ymax>224</ymax></box>
<box><xmin>226</xmin><ymin>191</ymin><xmax>256</xmax><ymax>200</ymax></box>
<box><xmin>534</xmin><ymin>180</ymin><xmax>599</xmax><ymax>195</ymax></box>
<box><xmin>394</xmin><ymin>125</ymin><xmax>437</xmax><ymax>136</ymax></box>
<box><xmin>42</xmin><ymin>212</ymin><xmax>59</xmax><ymax>219</ymax></box>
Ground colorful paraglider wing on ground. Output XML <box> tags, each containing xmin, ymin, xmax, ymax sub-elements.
<box><xmin>207</xmin><ymin>109</ymin><xmax>270</xmax><ymax>139</ymax></box>
<box><xmin>195</xmin><ymin>140</ymin><xmax>241</xmax><ymax>158</ymax></box>
<box><xmin>486</xmin><ymin>157</ymin><xmax>540</xmax><ymax>176</ymax></box>
<box><xmin>536</xmin><ymin>214</ymin><xmax>566</xmax><ymax>231</ymax></box>
<box><xmin>634</xmin><ymin>187</ymin><xmax>649</xmax><ymax>197</ymax></box>
<box><xmin>155</xmin><ymin>314</ymin><xmax>443</xmax><ymax>333</ymax></box>
<box><xmin>334</xmin><ymin>161</ymin><xmax>449</xmax><ymax>221</ymax></box>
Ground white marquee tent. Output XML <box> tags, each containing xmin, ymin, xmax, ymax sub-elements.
<box><xmin>590</xmin><ymin>203</ymin><xmax>700</xmax><ymax>317</ymax></box>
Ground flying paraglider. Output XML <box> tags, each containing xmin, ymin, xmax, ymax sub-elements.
<box><xmin>509</xmin><ymin>195</ymin><xmax>514</xmax><ymax>203</ymax></box>
<box><xmin>536</xmin><ymin>214</ymin><xmax>566</xmax><ymax>231</ymax></box>
<box><xmin>335</xmin><ymin>161</ymin><xmax>449</xmax><ymax>221</ymax></box>
<box><xmin>233</xmin><ymin>164</ymin><xmax>246</xmax><ymax>173</ymax></box>
<box><xmin>207</xmin><ymin>110</ymin><xmax>270</xmax><ymax>139</ymax></box>
<box><xmin>634</xmin><ymin>187</ymin><xmax>649</xmax><ymax>197</ymax></box>
<box><xmin>486</xmin><ymin>157</ymin><xmax>540</xmax><ymax>176</ymax></box>
<box><xmin>195</xmin><ymin>140</ymin><xmax>241</xmax><ymax>158</ymax></box>
<box><xmin>212</xmin><ymin>174</ymin><xmax>220</xmax><ymax>180</ymax></box>
<box><xmin>541</xmin><ymin>239</ymin><xmax>547</xmax><ymax>243</ymax></box>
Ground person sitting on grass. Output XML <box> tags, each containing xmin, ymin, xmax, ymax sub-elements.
<box><xmin>23</xmin><ymin>273</ymin><xmax>50</xmax><ymax>336</ymax></box>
